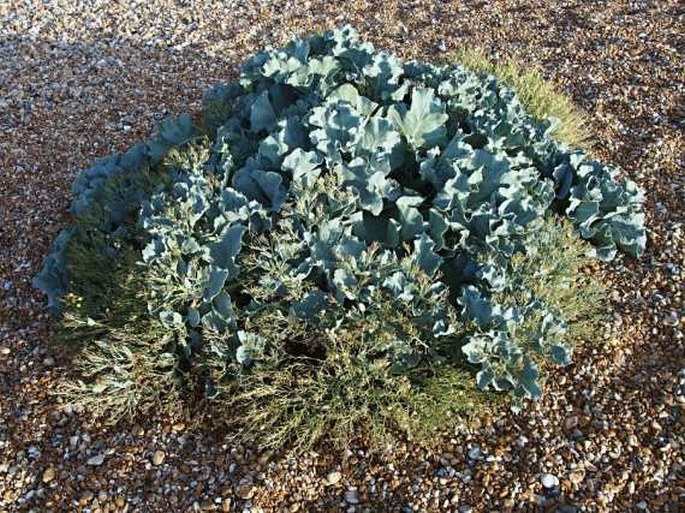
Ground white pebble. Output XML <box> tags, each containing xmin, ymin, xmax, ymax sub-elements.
<box><xmin>540</xmin><ymin>473</ymin><xmax>559</xmax><ymax>488</ymax></box>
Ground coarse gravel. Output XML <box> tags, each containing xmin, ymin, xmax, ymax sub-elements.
<box><xmin>0</xmin><ymin>1</ymin><xmax>683</xmax><ymax>512</ymax></box>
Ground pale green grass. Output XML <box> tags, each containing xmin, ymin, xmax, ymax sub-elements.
<box><xmin>216</xmin><ymin>334</ymin><xmax>489</xmax><ymax>454</ymax></box>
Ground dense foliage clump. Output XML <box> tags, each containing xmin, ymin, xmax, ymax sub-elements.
<box><xmin>35</xmin><ymin>27</ymin><xmax>644</xmax><ymax>449</ymax></box>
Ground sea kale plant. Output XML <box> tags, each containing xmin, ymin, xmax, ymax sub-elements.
<box><xmin>35</xmin><ymin>27</ymin><xmax>645</xmax><ymax>450</ymax></box>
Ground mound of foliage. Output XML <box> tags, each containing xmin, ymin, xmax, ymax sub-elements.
<box><xmin>35</xmin><ymin>27</ymin><xmax>645</xmax><ymax>450</ymax></box>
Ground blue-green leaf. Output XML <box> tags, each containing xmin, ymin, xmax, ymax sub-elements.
<box><xmin>250</xmin><ymin>91</ymin><xmax>277</xmax><ymax>132</ymax></box>
<box><xmin>388</xmin><ymin>87</ymin><xmax>448</xmax><ymax>149</ymax></box>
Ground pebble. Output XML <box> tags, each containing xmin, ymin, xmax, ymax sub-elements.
<box><xmin>326</xmin><ymin>471</ymin><xmax>342</xmax><ymax>485</ymax></box>
<box><xmin>87</xmin><ymin>454</ymin><xmax>105</xmax><ymax>466</ymax></box>
<box><xmin>0</xmin><ymin>346</ymin><xmax>10</xmax><ymax>355</ymax></box>
<box><xmin>467</xmin><ymin>446</ymin><xmax>483</xmax><ymax>460</ymax></box>
<box><xmin>79</xmin><ymin>490</ymin><xmax>94</xmax><ymax>505</ymax></box>
<box><xmin>41</xmin><ymin>467</ymin><xmax>55</xmax><ymax>483</ymax></box>
<box><xmin>564</xmin><ymin>415</ymin><xmax>579</xmax><ymax>430</ymax></box>
<box><xmin>344</xmin><ymin>489</ymin><xmax>360</xmax><ymax>504</ymax></box>
<box><xmin>663</xmin><ymin>312</ymin><xmax>679</xmax><ymax>327</ymax></box>
<box><xmin>568</xmin><ymin>471</ymin><xmax>584</xmax><ymax>485</ymax></box>
<box><xmin>540</xmin><ymin>473</ymin><xmax>559</xmax><ymax>489</ymax></box>
<box><xmin>236</xmin><ymin>483</ymin><xmax>255</xmax><ymax>500</ymax></box>
<box><xmin>151</xmin><ymin>450</ymin><xmax>166</xmax><ymax>466</ymax></box>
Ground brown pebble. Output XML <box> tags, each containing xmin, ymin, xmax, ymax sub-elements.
<box><xmin>42</xmin><ymin>467</ymin><xmax>55</xmax><ymax>483</ymax></box>
<box><xmin>326</xmin><ymin>471</ymin><xmax>342</xmax><ymax>486</ymax></box>
<box><xmin>236</xmin><ymin>483</ymin><xmax>255</xmax><ymax>500</ymax></box>
<box><xmin>569</xmin><ymin>471</ymin><xmax>585</xmax><ymax>485</ymax></box>
<box><xmin>151</xmin><ymin>450</ymin><xmax>166</xmax><ymax>466</ymax></box>
<box><xmin>79</xmin><ymin>491</ymin><xmax>94</xmax><ymax>505</ymax></box>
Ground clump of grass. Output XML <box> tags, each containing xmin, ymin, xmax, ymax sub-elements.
<box><xmin>452</xmin><ymin>47</ymin><xmax>592</xmax><ymax>149</ymax></box>
<box><xmin>215</xmin><ymin>324</ymin><xmax>488</xmax><ymax>454</ymax></box>
<box><xmin>55</xmin><ymin>240</ymin><xmax>184</xmax><ymax>423</ymax></box>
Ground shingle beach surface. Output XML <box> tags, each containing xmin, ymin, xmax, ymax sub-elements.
<box><xmin>0</xmin><ymin>1</ymin><xmax>682</xmax><ymax>511</ymax></box>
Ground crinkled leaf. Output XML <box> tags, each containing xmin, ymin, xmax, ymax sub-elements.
<box><xmin>388</xmin><ymin>87</ymin><xmax>448</xmax><ymax>149</ymax></box>
<box><xmin>210</xmin><ymin>224</ymin><xmax>246</xmax><ymax>267</ymax></box>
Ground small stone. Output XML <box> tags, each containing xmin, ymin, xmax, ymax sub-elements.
<box><xmin>200</xmin><ymin>500</ymin><xmax>215</xmax><ymax>511</ymax></box>
<box><xmin>568</xmin><ymin>471</ymin><xmax>584</xmax><ymax>485</ymax></box>
<box><xmin>636</xmin><ymin>500</ymin><xmax>648</xmax><ymax>510</ymax></box>
<box><xmin>115</xmin><ymin>496</ymin><xmax>126</xmax><ymax>507</ymax></box>
<box><xmin>564</xmin><ymin>415</ymin><xmax>579</xmax><ymax>430</ymax></box>
<box><xmin>43</xmin><ymin>356</ymin><xmax>56</xmax><ymax>366</ymax></box>
<box><xmin>663</xmin><ymin>312</ymin><xmax>679</xmax><ymax>327</ymax></box>
<box><xmin>344</xmin><ymin>489</ymin><xmax>360</xmax><ymax>504</ymax></box>
<box><xmin>42</xmin><ymin>467</ymin><xmax>55</xmax><ymax>483</ymax></box>
<box><xmin>0</xmin><ymin>346</ymin><xmax>10</xmax><ymax>355</ymax></box>
<box><xmin>79</xmin><ymin>491</ymin><xmax>94</xmax><ymax>505</ymax></box>
<box><xmin>87</xmin><ymin>454</ymin><xmax>105</xmax><ymax>466</ymax></box>
<box><xmin>468</xmin><ymin>446</ymin><xmax>483</xmax><ymax>460</ymax></box>
<box><xmin>151</xmin><ymin>450</ymin><xmax>166</xmax><ymax>466</ymax></box>
<box><xmin>236</xmin><ymin>483</ymin><xmax>254</xmax><ymax>500</ymax></box>
<box><xmin>326</xmin><ymin>471</ymin><xmax>342</xmax><ymax>485</ymax></box>
<box><xmin>221</xmin><ymin>498</ymin><xmax>232</xmax><ymax>512</ymax></box>
<box><xmin>458</xmin><ymin>506</ymin><xmax>473</xmax><ymax>513</ymax></box>
<box><xmin>516</xmin><ymin>436</ymin><xmax>528</xmax><ymax>448</ymax></box>
<box><xmin>540</xmin><ymin>473</ymin><xmax>560</xmax><ymax>489</ymax></box>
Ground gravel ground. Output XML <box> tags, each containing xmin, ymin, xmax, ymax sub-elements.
<box><xmin>0</xmin><ymin>1</ymin><xmax>683</xmax><ymax>512</ymax></box>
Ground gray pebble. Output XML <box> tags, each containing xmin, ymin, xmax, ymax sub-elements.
<box><xmin>540</xmin><ymin>473</ymin><xmax>559</xmax><ymax>489</ymax></box>
<box><xmin>87</xmin><ymin>454</ymin><xmax>105</xmax><ymax>466</ymax></box>
<box><xmin>344</xmin><ymin>489</ymin><xmax>360</xmax><ymax>504</ymax></box>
